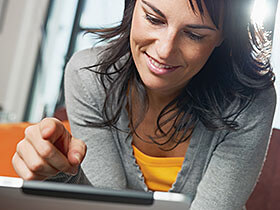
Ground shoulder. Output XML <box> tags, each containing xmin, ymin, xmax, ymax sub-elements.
<box><xmin>221</xmin><ymin>85</ymin><xmax>277</xmax><ymax>146</ymax></box>
<box><xmin>65</xmin><ymin>45</ymin><xmax>108</xmax><ymax>88</ymax></box>
<box><xmin>64</xmin><ymin>46</ymin><xmax>107</xmax><ymax>108</ymax></box>
<box><xmin>253</xmin><ymin>85</ymin><xmax>276</xmax><ymax>107</ymax></box>
<box><xmin>217</xmin><ymin>85</ymin><xmax>277</xmax><ymax>145</ymax></box>
<box><xmin>225</xmin><ymin>85</ymin><xmax>276</xmax><ymax>127</ymax></box>
<box><xmin>66</xmin><ymin>46</ymin><xmax>106</xmax><ymax>71</ymax></box>
<box><xmin>240</xmin><ymin>85</ymin><xmax>276</xmax><ymax>122</ymax></box>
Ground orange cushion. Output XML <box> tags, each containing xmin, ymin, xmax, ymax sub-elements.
<box><xmin>0</xmin><ymin>121</ymin><xmax>70</xmax><ymax>177</ymax></box>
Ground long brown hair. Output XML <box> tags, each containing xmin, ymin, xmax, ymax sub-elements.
<box><xmin>84</xmin><ymin>0</ymin><xmax>274</xmax><ymax>150</ymax></box>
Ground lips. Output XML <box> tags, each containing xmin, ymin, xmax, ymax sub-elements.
<box><xmin>145</xmin><ymin>53</ymin><xmax>180</xmax><ymax>75</ymax></box>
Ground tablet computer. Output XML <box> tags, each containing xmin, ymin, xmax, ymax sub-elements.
<box><xmin>0</xmin><ymin>176</ymin><xmax>190</xmax><ymax>210</ymax></box>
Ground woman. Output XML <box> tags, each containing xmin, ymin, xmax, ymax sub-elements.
<box><xmin>12</xmin><ymin>0</ymin><xmax>276</xmax><ymax>209</ymax></box>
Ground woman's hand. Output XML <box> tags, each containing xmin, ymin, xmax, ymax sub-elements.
<box><xmin>12</xmin><ymin>118</ymin><xmax>87</xmax><ymax>180</ymax></box>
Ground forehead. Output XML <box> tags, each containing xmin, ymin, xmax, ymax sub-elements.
<box><xmin>139</xmin><ymin>0</ymin><xmax>222</xmax><ymax>28</ymax></box>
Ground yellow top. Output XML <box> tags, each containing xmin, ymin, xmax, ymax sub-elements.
<box><xmin>132</xmin><ymin>145</ymin><xmax>184</xmax><ymax>192</ymax></box>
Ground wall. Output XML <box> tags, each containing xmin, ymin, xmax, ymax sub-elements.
<box><xmin>0</xmin><ymin>0</ymin><xmax>49</xmax><ymax>122</ymax></box>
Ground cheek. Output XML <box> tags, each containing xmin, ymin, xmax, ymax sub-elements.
<box><xmin>130</xmin><ymin>9</ymin><xmax>156</xmax><ymax>50</ymax></box>
<box><xmin>130</xmin><ymin>11</ymin><xmax>146</xmax><ymax>46</ymax></box>
<box><xmin>184</xmin><ymin>44</ymin><xmax>216</xmax><ymax>69</ymax></box>
<box><xmin>130</xmin><ymin>16</ymin><xmax>144</xmax><ymax>68</ymax></box>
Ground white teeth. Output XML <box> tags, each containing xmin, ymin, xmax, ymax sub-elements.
<box><xmin>150</xmin><ymin>58</ymin><xmax>174</xmax><ymax>69</ymax></box>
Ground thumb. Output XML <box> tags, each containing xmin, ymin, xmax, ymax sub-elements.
<box><xmin>67</xmin><ymin>137</ymin><xmax>87</xmax><ymax>166</ymax></box>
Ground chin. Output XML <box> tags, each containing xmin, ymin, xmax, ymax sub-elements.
<box><xmin>141</xmin><ymin>78</ymin><xmax>171</xmax><ymax>93</ymax></box>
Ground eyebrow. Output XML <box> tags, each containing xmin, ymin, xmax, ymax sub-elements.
<box><xmin>141</xmin><ymin>0</ymin><xmax>217</xmax><ymax>31</ymax></box>
<box><xmin>186</xmin><ymin>24</ymin><xmax>216</xmax><ymax>31</ymax></box>
<box><xmin>142</xmin><ymin>0</ymin><xmax>166</xmax><ymax>19</ymax></box>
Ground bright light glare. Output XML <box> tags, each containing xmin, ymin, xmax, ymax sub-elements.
<box><xmin>251</xmin><ymin>0</ymin><xmax>270</xmax><ymax>26</ymax></box>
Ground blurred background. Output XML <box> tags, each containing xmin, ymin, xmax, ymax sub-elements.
<box><xmin>0</xmin><ymin>1</ymin><xmax>279</xmax><ymax>209</ymax></box>
<box><xmin>0</xmin><ymin>0</ymin><xmax>279</xmax><ymax>125</ymax></box>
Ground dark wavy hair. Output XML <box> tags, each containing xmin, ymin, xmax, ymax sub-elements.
<box><xmin>85</xmin><ymin>0</ymin><xmax>274</xmax><ymax>150</ymax></box>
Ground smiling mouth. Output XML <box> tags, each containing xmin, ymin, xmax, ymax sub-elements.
<box><xmin>145</xmin><ymin>53</ymin><xmax>180</xmax><ymax>75</ymax></box>
<box><xmin>145</xmin><ymin>53</ymin><xmax>179</xmax><ymax>69</ymax></box>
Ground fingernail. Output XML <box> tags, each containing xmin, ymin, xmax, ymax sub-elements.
<box><xmin>70</xmin><ymin>167</ymin><xmax>78</xmax><ymax>175</ymax></box>
<box><xmin>74</xmin><ymin>153</ymin><xmax>81</xmax><ymax>164</ymax></box>
<box><xmin>66</xmin><ymin>167</ymin><xmax>78</xmax><ymax>176</ymax></box>
<box><xmin>41</xmin><ymin>127</ymin><xmax>51</xmax><ymax>138</ymax></box>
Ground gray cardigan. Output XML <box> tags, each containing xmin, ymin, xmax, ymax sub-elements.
<box><xmin>48</xmin><ymin>47</ymin><xmax>276</xmax><ymax>210</ymax></box>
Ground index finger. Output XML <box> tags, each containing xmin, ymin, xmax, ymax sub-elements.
<box><xmin>39</xmin><ymin>118</ymin><xmax>68</xmax><ymax>143</ymax></box>
<box><xmin>24</xmin><ymin>124</ymin><xmax>76</xmax><ymax>174</ymax></box>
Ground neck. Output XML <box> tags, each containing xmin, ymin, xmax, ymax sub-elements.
<box><xmin>146</xmin><ymin>88</ymin><xmax>180</xmax><ymax>112</ymax></box>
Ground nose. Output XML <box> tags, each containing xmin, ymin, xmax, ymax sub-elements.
<box><xmin>155</xmin><ymin>31</ymin><xmax>178</xmax><ymax>60</ymax></box>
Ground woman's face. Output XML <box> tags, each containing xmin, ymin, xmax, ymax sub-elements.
<box><xmin>130</xmin><ymin>0</ymin><xmax>223</xmax><ymax>97</ymax></box>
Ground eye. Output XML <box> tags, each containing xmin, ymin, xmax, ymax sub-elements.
<box><xmin>145</xmin><ymin>14</ymin><xmax>165</xmax><ymax>25</ymax></box>
<box><xmin>184</xmin><ymin>31</ymin><xmax>205</xmax><ymax>42</ymax></box>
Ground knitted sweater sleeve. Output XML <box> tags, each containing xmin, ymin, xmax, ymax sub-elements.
<box><xmin>190</xmin><ymin>87</ymin><xmax>276</xmax><ymax>210</ymax></box>
<box><xmin>46</xmin><ymin>48</ymin><xmax>127</xmax><ymax>190</ymax></box>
